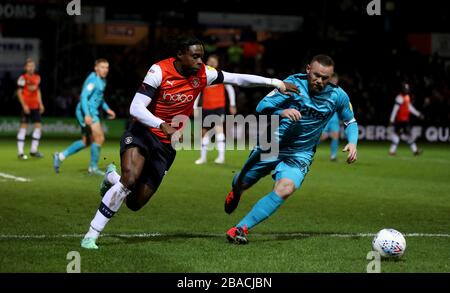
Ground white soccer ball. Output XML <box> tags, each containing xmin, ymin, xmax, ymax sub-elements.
<box><xmin>372</xmin><ymin>228</ymin><xmax>406</xmax><ymax>258</ymax></box>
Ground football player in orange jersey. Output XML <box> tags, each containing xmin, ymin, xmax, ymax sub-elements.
<box><xmin>16</xmin><ymin>58</ymin><xmax>45</xmax><ymax>160</ymax></box>
<box><xmin>194</xmin><ymin>54</ymin><xmax>237</xmax><ymax>165</ymax></box>
<box><xmin>81</xmin><ymin>35</ymin><xmax>299</xmax><ymax>249</ymax></box>
<box><xmin>389</xmin><ymin>82</ymin><xmax>424</xmax><ymax>156</ymax></box>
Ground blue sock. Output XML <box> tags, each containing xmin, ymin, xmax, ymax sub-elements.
<box><xmin>62</xmin><ymin>140</ymin><xmax>85</xmax><ymax>158</ymax></box>
<box><xmin>237</xmin><ymin>191</ymin><xmax>284</xmax><ymax>230</ymax></box>
<box><xmin>90</xmin><ymin>143</ymin><xmax>101</xmax><ymax>169</ymax></box>
<box><xmin>330</xmin><ymin>138</ymin><xmax>338</xmax><ymax>158</ymax></box>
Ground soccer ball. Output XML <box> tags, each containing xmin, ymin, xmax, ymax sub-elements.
<box><xmin>372</xmin><ymin>228</ymin><xmax>406</xmax><ymax>258</ymax></box>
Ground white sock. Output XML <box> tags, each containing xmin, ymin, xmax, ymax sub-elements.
<box><xmin>17</xmin><ymin>128</ymin><xmax>26</xmax><ymax>155</ymax></box>
<box><xmin>409</xmin><ymin>143</ymin><xmax>418</xmax><ymax>153</ymax></box>
<box><xmin>30</xmin><ymin>128</ymin><xmax>41</xmax><ymax>153</ymax></box>
<box><xmin>85</xmin><ymin>182</ymin><xmax>131</xmax><ymax>239</ymax></box>
<box><xmin>390</xmin><ymin>134</ymin><xmax>399</xmax><ymax>153</ymax></box>
<box><xmin>389</xmin><ymin>143</ymin><xmax>398</xmax><ymax>154</ymax></box>
<box><xmin>216</xmin><ymin>132</ymin><xmax>225</xmax><ymax>160</ymax></box>
<box><xmin>107</xmin><ymin>170</ymin><xmax>121</xmax><ymax>185</ymax></box>
<box><xmin>200</xmin><ymin>135</ymin><xmax>210</xmax><ymax>160</ymax></box>
<box><xmin>85</xmin><ymin>226</ymin><xmax>101</xmax><ymax>239</ymax></box>
<box><xmin>58</xmin><ymin>153</ymin><xmax>66</xmax><ymax>161</ymax></box>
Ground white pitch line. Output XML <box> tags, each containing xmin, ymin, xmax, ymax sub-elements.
<box><xmin>395</xmin><ymin>157</ymin><xmax>450</xmax><ymax>164</ymax></box>
<box><xmin>0</xmin><ymin>232</ymin><xmax>449</xmax><ymax>240</ymax></box>
<box><xmin>0</xmin><ymin>172</ymin><xmax>31</xmax><ymax>182</ymax></box>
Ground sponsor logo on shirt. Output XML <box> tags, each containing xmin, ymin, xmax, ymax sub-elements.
<box><xmin>161</xmin><ymin>91</ymin><xmax>195</xmax><ymax>103</ymax></box>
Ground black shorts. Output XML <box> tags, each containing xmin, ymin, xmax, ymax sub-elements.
<box><xmin>201</xmin><ymin>107</ymin><xmax>225</xmax><ymax>127</ymax></box>
<box><xmin>20</xmin><ymin>109</ymin><xmax>41</xmax><ymax>123</ymax></box>
<box><xmin>394</xmin><ymin>121</ymin><xmax>410</xmax><ymax>135</ymax></box>
<box><xmin>120</xmin><ymin>121</ymin><xmax>176</xmax><ymax>191</ymax></box>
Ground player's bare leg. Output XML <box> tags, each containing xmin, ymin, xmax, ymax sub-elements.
<box><xmin>81</xmin><ymin>147</ymin><xmax>145</xmax><ymax>249</ymax></box>
<box><xmin>88</xmin><ymin>122</ymin><xmax>105</xmax><ymax>175</ymax></box>
<box><xmin>126</xmin><ymin>183</ymin><xmax>155</xmax><ymax>211</ymax></box>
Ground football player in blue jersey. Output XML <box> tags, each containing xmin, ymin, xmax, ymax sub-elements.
<box><xmin>225</xmin><ymin>55</ymin><xmax>358</xmax><ymax>244</ymax></box>
<box><xmin>53</xmin><ymin>59</ymin><xmax>116</xmax><ymax>175</ymax></box>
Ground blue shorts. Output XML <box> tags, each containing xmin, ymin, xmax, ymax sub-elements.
<box><xmin>236</xmin><ymin>147</ymin><xmax>312</xmax><ymax>189</ymax></box>
<box><xmin>75</xmin><ymin>108</ymin><xmax>100</xmax><ymax>135</ymax></box>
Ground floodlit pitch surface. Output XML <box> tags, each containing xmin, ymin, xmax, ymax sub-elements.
<box><xmin>0</xmin><ymin>138</ymin><xmax>449</xmax><ymax>272</ymax></box>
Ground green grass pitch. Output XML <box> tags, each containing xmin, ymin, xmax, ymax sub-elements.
<box><xmin>0</xmin><ymin>138</ymin><xmax>449</xmax><ymax>272</ymax></box>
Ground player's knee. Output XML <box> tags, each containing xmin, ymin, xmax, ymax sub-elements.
<box><xmin>120</xmin><ymin>170</ymin><xmax>138</xmax><ymax>190</ymax></box>
<box><xmin>274</xmin><ymin>181</ymin><xmax>296</xmax><ymax>197</ymax></box>
<box><xmin>96</xmin><ymin>135</ymin><xmax>105</xmax><ymax>145</ymax></box>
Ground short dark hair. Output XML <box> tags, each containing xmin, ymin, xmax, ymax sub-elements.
<box><xmin>95</xmin><ymin>58</ymin><xmax>108</xmax><ymax>65</ymax></box>
<box><xmin>25</xmin><ymin>58</ymin><xmax>34</xmax><ymax>65</ymax></box>
<box><xmin>310</xmin><ymin>54</ymin><xmax>335</xmax><ymax>67</ymax></box>
<box><xmin>171</xmin><ymin>35</ymin><xmax>204</xmax><ymax>56</ymax></box>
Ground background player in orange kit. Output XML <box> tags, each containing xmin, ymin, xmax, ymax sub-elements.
<box><xmin>194</xmin><ymin>54</ymin><xmax>237</xmax><ymax>165</ymax></box>
<box><xmin>16</xmin><ymin>58</ymin><xmax>45</xmax><ymax>160</ymax></box>
<box><xmin>80</xmin><ymin>36</ymin><xmax>299</xmax><ymax>249</ymax></box>
<box><xmin>389</xmin><ymin>82</ymin><xmax>424</xmax><ymax>156</ymax></box>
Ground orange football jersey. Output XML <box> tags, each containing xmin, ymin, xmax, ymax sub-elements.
<box><xmin>17</xmin><ymin>73</ymin><xmax>41</xmax><ymax>109</ymax></box>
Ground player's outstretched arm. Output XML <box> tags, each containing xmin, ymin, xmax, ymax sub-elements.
<box><xmin>221</xmin><ymin>71</ymin><xmax>299</xmax><ymax>95</ymax></box>
<box><xmin>129</xmin><ymin>92</ymin><xmax>165</xmax><ymax>128</ymax></box>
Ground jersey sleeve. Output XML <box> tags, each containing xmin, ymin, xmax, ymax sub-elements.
<box><xmin>80</xmin><ymin>78</ymin><xmax>96</xmax><ymax>116</ymax></box>
<box><xmin>336</xmin><ymin>89</ymin><xmax>358</xmax><ymax>144</ymax></box>
<box><xmin>17</xmin><ymin>75</ymin><xmax>25</xmax><ymax>87</ymax></box>
<box><xmin>143</xmin><ymin>64</ymin><xmax>163</xmax><ymax>89</ymax></box>
<box><xmin>205</xmin><ymin>65</ymin><xmax>219</xmax><ymax>85</ymax></box>
<box><xmin>336</xmin><ymin>90</ymin><xmax>355</xmax><ymax>124</ymax></box>
<box><xmin>395</xmin><ymin>95</ymin><xmax>403</xmax><ymax>105</ymax></box>
<box><xmin>101</xmin><ymin>100</ymin><xmax>110</xmax><ymax>111</ymax></box>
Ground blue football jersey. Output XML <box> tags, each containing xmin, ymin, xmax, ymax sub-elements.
<box><xmin>256</xmin><ymin>73</ymin><xmax>357</xmax><ymax>155</ymax></box>
<box><xmin>76</xmin><ymin>72</ymin><xmax>110</xmax><ymax>118</ymax></box>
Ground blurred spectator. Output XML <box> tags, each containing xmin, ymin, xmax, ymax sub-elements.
<box><xmin>227</xmin><ymin>38</ymin><xmax>244</xmax><ymax>71</ymax></box>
